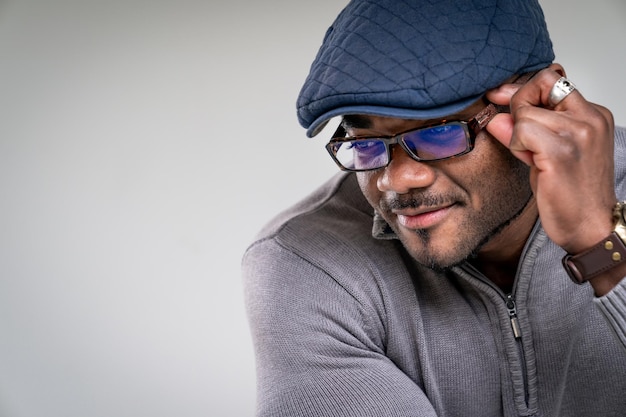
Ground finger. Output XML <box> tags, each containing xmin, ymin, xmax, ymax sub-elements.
<box><xmin>486</xmin><ymin>113</ymin><xmax>534</xmax><ymax>166</ymax></box>
<box><xmin>508</xmin><ymin>109</ymin><xmax>561</xmax><ymax>164</ymax></box>
<box><xmin>511</xmin><ymin>99</ymin><xmax>614</xmax><ymax>161</ymax></box>
<box><xmin>592</xmin><ymin>103</ymin><xmax>616</xmax><ymax>132</ymax></box>
<box><xmin>485</xmin><ymin>113</ymin><xmax>513</xmax><ymax>146</ymax></box>
<box><xmin>484</xmin><ymin>83</ymin><xmax>520</xmax><ymax>106</ymax></box>
<box><xmin>509</xmin><ymin>104</ymin><xmax>615</xmax><ymax>202</ymax></box>
<box><xmin>510</xmin><ymin>65</ymin><xmax>582</xmax><ymax>112</ymax></box>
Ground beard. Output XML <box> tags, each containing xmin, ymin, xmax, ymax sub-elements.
<box><xmin>357</xmin><ymin>129</ymin><xmax>535</xmax><ymax>273</ymax></box>
<box><xmin>382</xmin><ymin>155</ymin><xmax>532</xmax><ymax>271</ymax></box>
<box><xmin>402</xmin><ymin>192</ymin><xmax>533</xmax><ymax>272</ymax></box>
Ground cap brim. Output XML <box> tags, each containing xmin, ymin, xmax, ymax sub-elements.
<box><xmin>306</xmin><ymin>94</ymin><xmax>482</xmax><ymax>137</ymax></box>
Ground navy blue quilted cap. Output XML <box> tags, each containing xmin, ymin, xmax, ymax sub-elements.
<box><xmin>297</xmin><ymin>0</ymin><xmax>555</xmax><ymax>137</ymax></box>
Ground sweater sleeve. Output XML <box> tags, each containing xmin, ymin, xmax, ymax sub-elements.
<box><xmin>595</xmin><ymin>278</ymin><xmax>626</xmax><ymax>352</ymax></box>
<box><xmin>242</xmin><ymin>238</ymin><xmax>438</xmax><ymax>417</ymax></box>
<box><xmin>595</xmin><ymin>128</ymin><xmax>626</xmax><ymax>352</ymax></box>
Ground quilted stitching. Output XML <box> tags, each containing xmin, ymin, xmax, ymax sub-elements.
<box><xmin>297</xmin><ymin>0</ymin><xmax>554</xmax><ymax>137</ymax></box>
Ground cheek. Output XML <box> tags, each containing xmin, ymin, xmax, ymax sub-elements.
<box><xmin>356</xmin><ymin>171</ymin><xmax>381</xmax><ymax>208</ymax></box>
<box><xmin>469</xmin><ymin>137</ymin><xmax>531</xmax><ymax>201</ymax></box>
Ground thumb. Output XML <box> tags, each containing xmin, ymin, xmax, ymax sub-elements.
<box><xmin>485</xmin><ymin>112</ymin><xmax>534</xmax><ymax>166</ymax></box>
<box><xmin>486</xmin><ymin>113</ymin><xmax>514</xmax><ymax>148</ymax></box>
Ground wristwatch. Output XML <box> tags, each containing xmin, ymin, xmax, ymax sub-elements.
<box><xmin>562</xmin><ymin>201</ymin><xmax>626</xmax><ymax>284</ymax></box>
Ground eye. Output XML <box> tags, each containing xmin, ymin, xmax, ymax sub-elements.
<box><xmin>346</xmin><ymin>140</ymin><xmax>381</xmax><ymax>150</ymax></box>
<box><xmin>413</xmin><ymin>124</ymin><xmax>465</xmax><ymax>143</ymax></box>
<box><xmin>429</xmin><ymin>125</ymin><xmax>455</xmax><ymax>135</ymax></box>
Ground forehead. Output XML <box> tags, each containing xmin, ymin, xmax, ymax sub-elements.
<box><xmin>342</xmin><ymin>98</ymin><xmax>487</xmax><ymax>135</ymax></box>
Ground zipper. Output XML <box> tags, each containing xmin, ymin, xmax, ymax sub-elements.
<box><xmin>506</xmin><ymin>294</ymin><xmax>522</xmax><ymax>339</ymax></box>
<box><xmin>458</xmin><ymin>221</ymin><xmax>545</xmax><ymax>413</ymax></box>
<box><xmin>460</xmin><ymin>263</ymin><xmax>534</xmax><ymax>410</ymax></box>
<box><xmin>506</xmin><ymin>292</ymin><xmax>530</xmax><ymax>406</ymax></box>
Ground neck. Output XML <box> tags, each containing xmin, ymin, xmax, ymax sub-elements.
<box><xmin>471</xmin><ymin>197</ymin><xmax>539</xmax><ymax>293</ymax></box>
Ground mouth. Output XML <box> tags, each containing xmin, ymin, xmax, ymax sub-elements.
<box><xmin>394</xmin><ymin>204</ymin><xmax>455</xmax><ymax>230</ymax></box>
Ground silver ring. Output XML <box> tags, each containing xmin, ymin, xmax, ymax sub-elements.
<box><xmin>548</xmin><ymin>77</ymin><xmax>576</xmax><ymax>107</ymax></box>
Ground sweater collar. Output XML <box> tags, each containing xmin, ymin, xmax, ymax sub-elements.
<box><xmin>372</xmin><ymin>211</ymin><xmax>398</xmax><ymax>240</ymax></box>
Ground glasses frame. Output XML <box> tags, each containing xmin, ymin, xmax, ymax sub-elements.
<box><xmin>325</xmin><ymin>71</ymin><xmax>538</xmax><ymax>172</ymax></box>
<box><xmin>326</xmin><ymin>102</ymin><xmax>504</xmax><ymax>172</ymax></box>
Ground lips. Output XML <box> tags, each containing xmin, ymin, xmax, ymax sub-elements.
<box><xmin>394</xmin><ymin>204</ymin><xmax>454</xmax><ymax>230</ymax></box>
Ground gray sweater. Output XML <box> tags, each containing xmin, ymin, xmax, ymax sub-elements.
<box><xmin>243</xmin><ymin>128</ymin><xmax>626</xmax><ymax>417</ymax></box>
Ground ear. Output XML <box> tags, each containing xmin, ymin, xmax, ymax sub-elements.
<box><xmin>547</xmin><ymin>63</ymin><xmax>566</xmax><ymax>77</ymax></box>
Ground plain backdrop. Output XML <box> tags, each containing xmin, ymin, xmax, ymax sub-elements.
<box><xmin>0</xmin><ymin>1</ymin><xmax>624</xmax><ymax>416</ymax></box>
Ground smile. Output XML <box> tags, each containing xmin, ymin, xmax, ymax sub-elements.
<box><xmin>394</xmin><ymin>205</ymin><xmax>455</xmax><ymax>230</ymax></box>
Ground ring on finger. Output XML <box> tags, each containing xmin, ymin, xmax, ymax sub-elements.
<box><xmin>548</xmin><ymin>77</ymin><xmax>576</xmax><ymax>107</ymax></box>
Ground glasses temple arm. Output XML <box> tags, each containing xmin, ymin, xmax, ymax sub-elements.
<box><xmin>473</xmin><ymin>69</ymin><xmax>541</xmax><ymax>130</ymax></box>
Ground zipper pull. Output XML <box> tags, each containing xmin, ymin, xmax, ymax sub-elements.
<box><xmin>506</xmin><ymin>294</ymin><xmax>522</xmax><ymax>339</ymax></box>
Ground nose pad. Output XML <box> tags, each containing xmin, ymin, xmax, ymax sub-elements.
<box><xmin>377</xmin><ymin>144</ymin><xmax>436</xmax><ymax>194</ymax></box>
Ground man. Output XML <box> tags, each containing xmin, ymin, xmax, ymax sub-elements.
<box><xmin>243</xmin><ymin>0</ymin><xmax>626</xmax><ymax>416</ymax></box>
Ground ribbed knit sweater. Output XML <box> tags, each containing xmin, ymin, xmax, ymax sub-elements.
<box><xmin>242</xmin><ymin>128</ymin><xmax>626</xmax><ymax>417</ymax></box>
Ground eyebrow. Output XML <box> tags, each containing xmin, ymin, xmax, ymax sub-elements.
<box><xmin>341</xmin><ymin>115</ymin><xmax>373</xmax><ymax>130</ymax></box>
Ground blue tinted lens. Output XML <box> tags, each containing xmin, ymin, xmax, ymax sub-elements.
<box><xmin>334</xmin><ymin>139</ymin><xmax>388</xmax><ymax>170</ymax></box>
<box><xmin>401</xmin><ymin>123</ymin><xmax>469</xmax><ymax>160</ymax></box>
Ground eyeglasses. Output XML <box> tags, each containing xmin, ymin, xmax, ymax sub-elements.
<box><xmin>325</xmin><ymin>70</ymin><xmax>538</xmax><ymax>172</ymax></box>
<box><xmin>325</xmin><ymin>101</ymin><xmax>503</xmax><ymax>172</ymax></box>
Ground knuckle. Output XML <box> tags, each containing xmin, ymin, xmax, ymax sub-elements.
<box><xmin>594</xmin><ymin>104</ymin><xmax>615</xmax><ymax>130</ymax></box>
<box><xmin>555</xmin><ymin>137</ymin><xmax>582</xmax><ymax>163</ymax></box>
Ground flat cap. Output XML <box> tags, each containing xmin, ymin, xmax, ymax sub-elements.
<box><xmin>297</xmin><ymin>0</ymin><xmax>554</xmax><ymax>137</ymax></box>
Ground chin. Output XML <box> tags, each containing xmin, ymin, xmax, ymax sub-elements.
<box><xmin>399</xmin><ymin>231</ymin><xmax>477</xmax><ymax>272</ymax></box>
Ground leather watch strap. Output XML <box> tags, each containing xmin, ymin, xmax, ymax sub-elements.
<box><xmin>562</xmin><ymin>232</ymin><xmax>626</xmax><ymax>284</ymax></box>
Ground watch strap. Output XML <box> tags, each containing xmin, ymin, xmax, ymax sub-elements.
<box><xmin>562</xmin><ymin>232</ymin><xmax>626</xmax><ymax>284</ymax></box>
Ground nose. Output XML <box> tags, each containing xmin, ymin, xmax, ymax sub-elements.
<box><xmin>377</xmin><ymin>145</ymin><xmax>436</xmax><ymax>194</ymax></box>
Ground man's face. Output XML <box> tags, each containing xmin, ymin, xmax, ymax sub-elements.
<box><xmin>351</xmin><ymin>100</ymin><xmax>533</xmax><ymax>270</ymax></box>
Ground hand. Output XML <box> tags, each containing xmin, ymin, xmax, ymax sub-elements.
<box><xmin>485</xmin><ymin>64</ymin><xmax>616</xmax><ymax>255</ymax></box>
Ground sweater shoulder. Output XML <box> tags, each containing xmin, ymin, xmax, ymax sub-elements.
<box><xmin>245</xmin><ymin>172</ymin><xmax>381</xmax><ymax>266</ymax></box>
<box><xmin>242</xmin><ymin>172</ymin><xmax>416</xmax><ymax>324</ymax></box>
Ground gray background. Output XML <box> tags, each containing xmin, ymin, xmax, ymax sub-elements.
<box><xmin>0</xmin><ymin>1</ymin><xmax>624</xmax><ymax>416</ymax></box>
